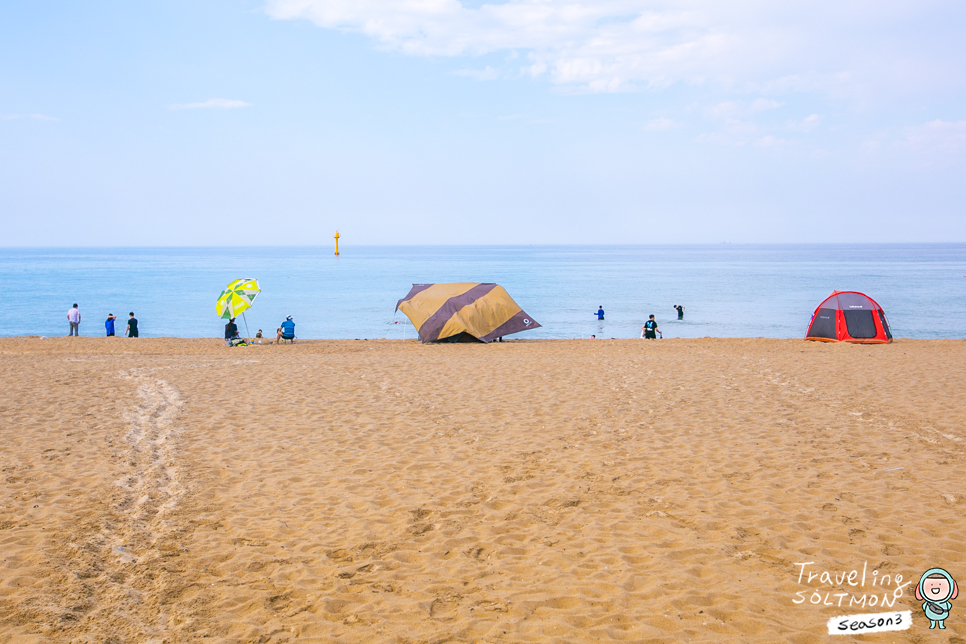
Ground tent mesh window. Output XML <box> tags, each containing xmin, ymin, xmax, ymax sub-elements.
<box><xmin>878</xmin><ymin>311</ymin><xmax>893</xmax><ymax>340</ymax></box>
<box><xmin>836</xmin><ymin>292</ymin><xmax>872</xmax><ymax>309</ymax></box>
<box><xmin>807</xmin><ymin>309</ymin><xmax>837</xmax><ymax>339</ymax></box>
<box><xmin>844</xmin><ymin>310</ymin><xmax>877</xmax><ymax>339</ymax></box>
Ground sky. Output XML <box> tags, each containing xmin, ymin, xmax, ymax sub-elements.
<box><xmin>1</xmin><ymin>0</ymin><xmax>964</xmax><ymax>246</ymax></box>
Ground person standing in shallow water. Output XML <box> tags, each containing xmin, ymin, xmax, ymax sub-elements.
<box><xmin>674</xmin><ymin>304</ymin><xmax>684</xmax><ymax>320</ymax></box>
<box><xmin>642</xmin><ymin>314</ymin><xmax>660</xmax><ymax>339</ymax></box>
<box><xmin>596</xmin><ymin>306</ymin><xmax>605</xmax><ymax>320</ymax></box>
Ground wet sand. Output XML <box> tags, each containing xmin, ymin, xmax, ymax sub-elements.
<box><xmin>1</xmin><ymin>337</ymin><xmax>964</xmax><ymax>643</ymax></box>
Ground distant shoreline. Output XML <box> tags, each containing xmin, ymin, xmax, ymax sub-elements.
<box><xmin>4</xmin><ymin>336</ymin><xmax>963</xmax><ymax>344</ymax></box>
<box><xmin>4</xmin><ymin>245</ymin><xmax>963</xmax><ymax>339</ymax></box>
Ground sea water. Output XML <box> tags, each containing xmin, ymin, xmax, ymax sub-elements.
<box><xmin>1</xmin><ymin>244</ymin><xmax>963</xmax><ymax>340</ymax></box>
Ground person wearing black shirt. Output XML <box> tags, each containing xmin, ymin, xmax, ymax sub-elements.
<box><xmin>225</xmin><ymin>318</ymin><xmax>239</xmax><ymax>345</ymax></box>
<box><xmin>126</xmin><ymin>312</ymin><xmax>139</xmax><ymax>338</ymax></box>
<box><xmin>674</xmin><ymin>304</ymin><xmax>684</xmax><ymax>320</ymax></box>
<box><xmin>642</xmin><ymin>314</ymin><xmax>660</xmax><ymax>339</ymax></box>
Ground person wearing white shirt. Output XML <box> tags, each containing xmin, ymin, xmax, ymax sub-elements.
<box><xmin>67</xmin><ymin>303</ymin><xmax>81</xmax><ymax>336</ymax></box>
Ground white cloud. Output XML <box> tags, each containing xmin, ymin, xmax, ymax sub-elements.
<box><xmin>789</xmin><ymin>113</ymin><xmax>820</xmax><ymax>132</ymax></box>
<box><xmin>906</xmin><ymin>119</ymin><xmax>966</xmax><ymax>155</ymax></box>
<box><xmin>644</xmin><ymin>117</ymin><xmax>681</xmax><ymax>131</ymax></box>
<box><xmin>724</xmin><ymin>120</ymin><xmax>757</xmax><ymax>135</ymax></box>
<box><xmin>749</xmin><ymin>98</ymin><xmax>782</xmax><ymax>113</ymax></box>
<box><xmin>168</xmin><ymin>98</ymin><xmax>253</xmax><ymax>110</ymax></box>
<box><xmin>755</xmin><ymin>135</ymin><xmax>786</xmax><ymax>147</ymax></box>
<box><xmin>707</xmin><ymin>98</ymin><xmax>781</xmax><ymax>120</ymax></box>
<box><xmin>706</xmin><ymin>101</ymin><xmax>740</xmax><ymax>119</ymax></box>
<box><xmin>1</xmin><ymin>113</ymin><xmax>59</xmax><ymax>121</ymax></box>
<box><xmin>453</xmin><ymin>65</ymin><xmax>500</xmax><ymax>80</ymax></box>
<box><xmin>264</xmin><ymin>0</ymin><xmax>963</xmax><ymax>95</ymax></box>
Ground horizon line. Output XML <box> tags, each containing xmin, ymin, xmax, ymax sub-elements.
<box><xmin>3</xmin><ymin>241</ymin><xmax>966</xmax><ymax>250</ymax></box>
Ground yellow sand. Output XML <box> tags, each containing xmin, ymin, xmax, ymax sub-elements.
<box><xmin>1</xmin><ymin>337</ymin><xmax>964</xmax><ymax>643</ymax></box>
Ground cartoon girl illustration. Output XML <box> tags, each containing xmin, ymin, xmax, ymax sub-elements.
<box><xmin>916</xmin><ymin>568</ymin><xmax>958</xmax><ymax>629</ymax></box>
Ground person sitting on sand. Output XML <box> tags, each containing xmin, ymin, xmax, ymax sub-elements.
<box><xmin>225</xmin><ymin>318</ymin><xmax>239</xmax><ymax>345</ymax></box>
<box><xmin>255</xmin><ymin>329</ymin><xmax>262</xmax><ymax>338</ymax></box>
<box><xmin>642</xmin><ymin>315</ymin><xmax>660</xmax><ymax>340</ymax></box>
<box><xmin>276</xmin><ymin>316</ymin><xmax>296</xmax><ymax>344</ymax></box>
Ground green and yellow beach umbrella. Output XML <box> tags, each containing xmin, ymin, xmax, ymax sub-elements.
<box><xmin>217</xmin><ymin>278</ymin><xmax>260</xmax><ymax>320</ymax></box>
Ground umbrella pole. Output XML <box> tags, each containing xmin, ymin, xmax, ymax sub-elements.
<box><xmin>242</xmin><ymin>312</ymin><xmax>251</xmax><ymax>343</ymax></box>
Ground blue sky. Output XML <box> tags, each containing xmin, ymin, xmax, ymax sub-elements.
<box><xmin>1</xmin><ymin>0</ymin><xmax>964</xmax><ymax>245</ymax></box>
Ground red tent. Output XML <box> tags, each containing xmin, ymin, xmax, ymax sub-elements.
<box><xmin>805</xmin><ymin>291</ymin><xmax>893</xmax><ymax>343</ymax></box>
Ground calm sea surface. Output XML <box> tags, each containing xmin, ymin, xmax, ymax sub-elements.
<box><xmin>1</xmin><ymin>245</ymin><xmax>964</xmax><ymax>340</ymax></box>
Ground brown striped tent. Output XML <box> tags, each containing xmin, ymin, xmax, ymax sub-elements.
<box><xmin>395</xmin><ymin>283</ymin><xmax>541</xmax><ymax>343</ymax></box>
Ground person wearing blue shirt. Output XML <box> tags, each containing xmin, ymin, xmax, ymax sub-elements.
<box><xmin>596</xmin><ymin>306</ymin><xmax>605</xmax><ymax>320</ymax></box>
<box><xmin>105</xmin><ymin>314</ymin><xmax>116</xmax><ymax>337</ymax></box>
<box><xmin>276</xmin><ymin>316</ymin><xmax>296</xmax><ymax>344</ymax></box>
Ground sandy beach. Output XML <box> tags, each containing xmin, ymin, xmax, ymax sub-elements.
<box><xmin>1</xmin><ymin>336</ymin><xmax>964</xmax><ymax>643</ymax></box>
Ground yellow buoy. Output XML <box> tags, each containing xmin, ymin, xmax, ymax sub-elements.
<box><xmin>334</xmin><ymin>230</ymin><xmax>340</xmax><ymax>256</ymax></box>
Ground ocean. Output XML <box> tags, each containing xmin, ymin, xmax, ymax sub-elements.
<box><xmin>2</xmin><ymin>244</ymin><xmax>964</xmax><ymax>340</ymax></box>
